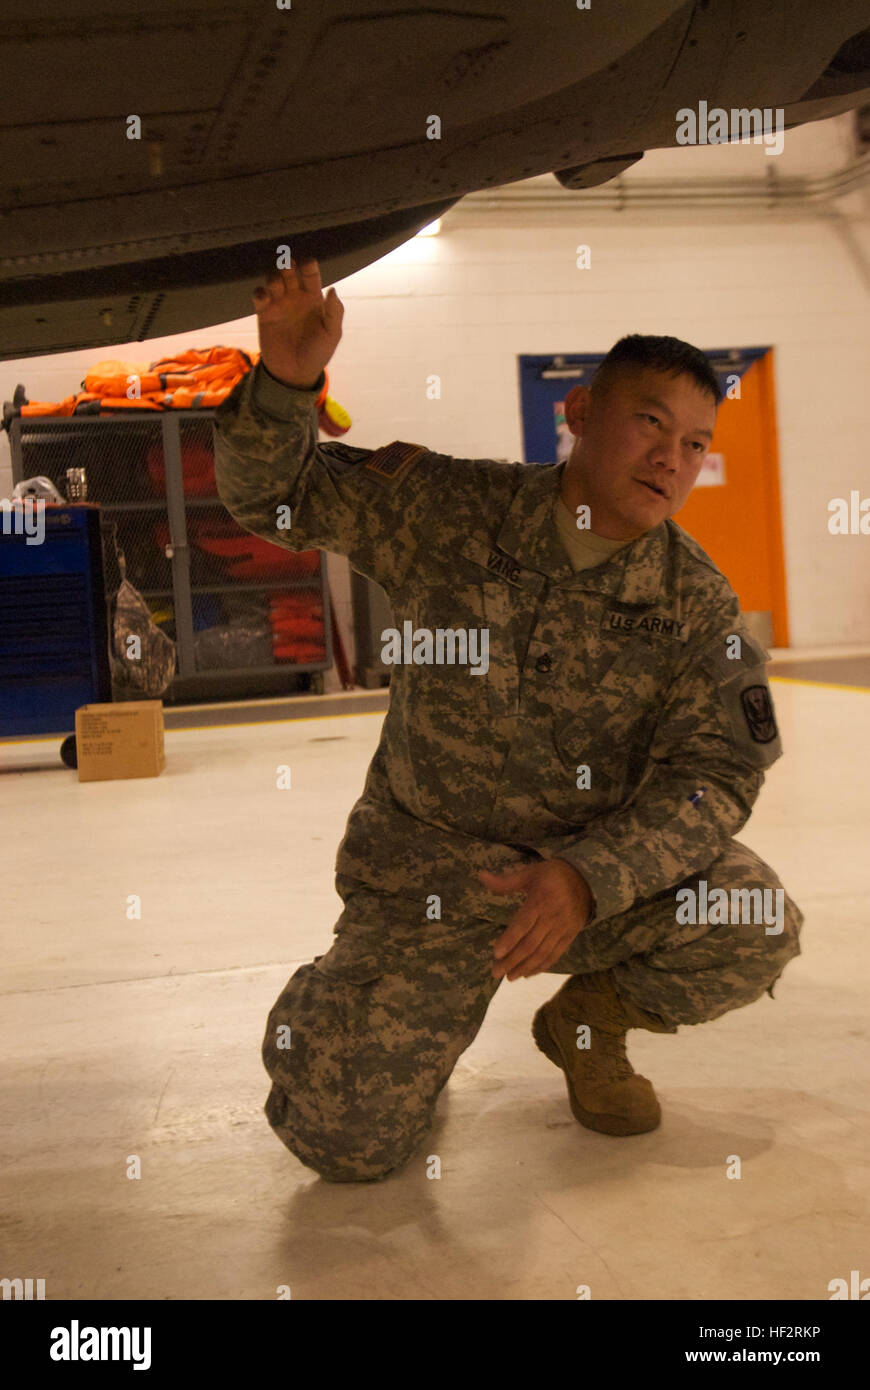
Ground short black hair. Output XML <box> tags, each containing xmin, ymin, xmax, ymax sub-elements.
<box><xmin>591</xmin><ymin>334</ymin><xmax>722</xmax><ymax>407</ymax></box>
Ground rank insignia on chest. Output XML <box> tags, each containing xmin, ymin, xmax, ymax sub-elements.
<box><xmin>604</xmin><ymin>609</ymin><xmax>690</xmax><ymax>641</ymax></box>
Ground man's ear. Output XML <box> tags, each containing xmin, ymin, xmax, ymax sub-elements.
<box><xmin>563</xmin><ymin>384</ymin><xmax>592</xmax><ymax>437</ymax></box>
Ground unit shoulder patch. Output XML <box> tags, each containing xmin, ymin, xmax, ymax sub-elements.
<box><xmin>740</xmin><ymin>684</ymin><xmax>779</xmax><ymax>744</ymax></box>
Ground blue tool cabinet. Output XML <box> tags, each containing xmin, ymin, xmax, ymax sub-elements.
<box><xmin>5</xmin><ymin>412</ymin><xmax>332</xmax><ymax>706</ymax></box>
<box><xmin>0</xmin><ymin>503</ymin><xmax>112</xmax><ymax>740</ymax></box>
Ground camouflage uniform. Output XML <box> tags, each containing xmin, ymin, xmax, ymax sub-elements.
<box><xmin>214</xmin><ymin>362</ymin><xmax>803</xmax><ymax>1182</ymax></box>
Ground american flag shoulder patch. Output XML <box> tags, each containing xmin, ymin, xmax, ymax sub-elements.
<box><xmin>364</xmin><ymin>440</ymin><xmax>426</xmax><ymax>483</ymax></box>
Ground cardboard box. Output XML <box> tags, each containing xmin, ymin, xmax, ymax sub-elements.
<box><xmin>74</xmin><ymin>701</ymin><xmax>165</xmax><ymax>781</ymax></box>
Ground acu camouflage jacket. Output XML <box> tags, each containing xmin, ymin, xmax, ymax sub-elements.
<box><xmin>213</xmin><ymin>362</ymin><xmax>782</xmax><ymax>929</ymax></box>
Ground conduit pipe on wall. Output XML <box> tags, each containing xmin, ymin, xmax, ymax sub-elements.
<box><xmin>450</xmin><ymin>152</ymin><xmax>870</xmax><ymax>215</ymax></box>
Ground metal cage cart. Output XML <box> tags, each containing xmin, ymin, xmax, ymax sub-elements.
<box><xmin>7</xmin><ymin>411</ymin><xmax>333</xmax><ymax>704</ymax></box>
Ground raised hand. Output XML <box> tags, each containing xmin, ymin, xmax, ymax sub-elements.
<box><xmin>252</xmin><ymin>257</ymin><xmax>344</xmax><ymax>390</ymax></box>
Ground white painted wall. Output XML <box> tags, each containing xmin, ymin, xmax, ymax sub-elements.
<box><xmin>3</xmin><ymin>117</ymin><xmax>869</xmax><ymax>649</ymax></box>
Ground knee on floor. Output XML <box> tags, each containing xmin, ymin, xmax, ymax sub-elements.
<box><xmin>264</xmin><ymin>1081</ymin><xmax>422</xmax><ymax>1183</ymax></box>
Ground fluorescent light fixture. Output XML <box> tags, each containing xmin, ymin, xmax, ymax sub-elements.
<box><xmin>415</xmin><ymin>218</ymin><xmax>442</xmax><ymax>236</ymax></box>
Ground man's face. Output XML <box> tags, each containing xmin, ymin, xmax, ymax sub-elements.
<box><xmin>562</xmin><ymin>367</ymin><xmax>718</xmax><ymax>540</ymax></box>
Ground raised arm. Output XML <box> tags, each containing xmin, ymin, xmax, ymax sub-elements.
<box><xmin>213</xmin><ymin>258</ymin><xmax>435</xmax><ymax>595</ymax></box>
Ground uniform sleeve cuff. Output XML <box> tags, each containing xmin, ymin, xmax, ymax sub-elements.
<box><xmin>252</xmin><ymin>361</ymin><xmax>326</xmax><ymax>421</ymax></box>
<box><xmin>549</xmin><ymin>846</ymin><xmax>630</xmax><ymax>925</ymax></box>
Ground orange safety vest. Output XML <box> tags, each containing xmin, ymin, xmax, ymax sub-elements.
<box><xmin>8</xmin><ymin>346</ymin><xmax>350</xmax><ymax>434</ymax></box>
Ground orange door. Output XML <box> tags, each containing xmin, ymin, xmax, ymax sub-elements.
<box><xmin>673</xmin><ymin>349</ymin><xmax>790</xmax><ymax>646</ymax></box>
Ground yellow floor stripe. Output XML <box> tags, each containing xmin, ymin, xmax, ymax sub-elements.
<box><xmin>163</xmin><ymin>706</ymin><xmax>388</xmax><ymax>735</ymax></box>
<box><xmin>769</xmin><ymin>676</ymin><xmax>870</xmax><ymax>693</ymax></box>
<box><xmin>0</xmin><ymin>704</ymin><xmax>388</xmax><ymax>746</ymax></box>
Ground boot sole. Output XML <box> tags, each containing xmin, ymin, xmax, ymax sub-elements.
<box><xmin>532</xmin><ymin>1005</ymin><xmax>661</xmax><ymax>1137</ymax></box>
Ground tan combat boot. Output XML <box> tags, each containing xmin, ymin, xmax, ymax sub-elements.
<box><xmin>532</xmin><ymin>970</ymin><xmax>676</xmax><ymax>1136</ymax></box>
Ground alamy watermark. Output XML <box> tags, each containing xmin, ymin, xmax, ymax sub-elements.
<box><xmin>827</xmin><ymin>491</ymin><xmax>869</xmax><ymax>534</ymax></box>
<box><xmin>50</xmin><ymin>1321</ymin><xmax>151</xmax><ymax>1370</ymax></box>
<box><xmin>0</xmin><ymin>497</ymin><xmax>45</xmax><ymax>545</ymax></box>
<box><xmin>676</xmin><ymin>880</ymin><xmax>784</xmax><ymax>935</ymax></box>
<box><xmin>676</xmin><ymin>102</ymin><xmax>785</xmax><ymax>157</ymax></box>
<box><xmin>380</xmin><ymin>621</ymin><xmax>489</xmax><ymax>675</ymax></box>
<box><xmin>1</xmin><ymin>1276</ymin><xmax>45</xmax><ymax>1299</ymax></box>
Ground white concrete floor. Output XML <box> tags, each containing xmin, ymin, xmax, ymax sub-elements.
<box><xmin>1</xmin><ymin>674</ymin><xmax>868</xmax><ymax>1301</ymax></box>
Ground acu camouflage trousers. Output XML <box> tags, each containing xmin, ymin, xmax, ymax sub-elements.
<box><xmin>263</xmin><ymin>837</ymin><xmax>803</xmax><ymax>1182</ymax></box>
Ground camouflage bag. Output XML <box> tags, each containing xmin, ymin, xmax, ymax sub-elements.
<box><xmin>110</xmin><ymin>576</ymin><xmax>176</xmax><ymax>699</ymax></box>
